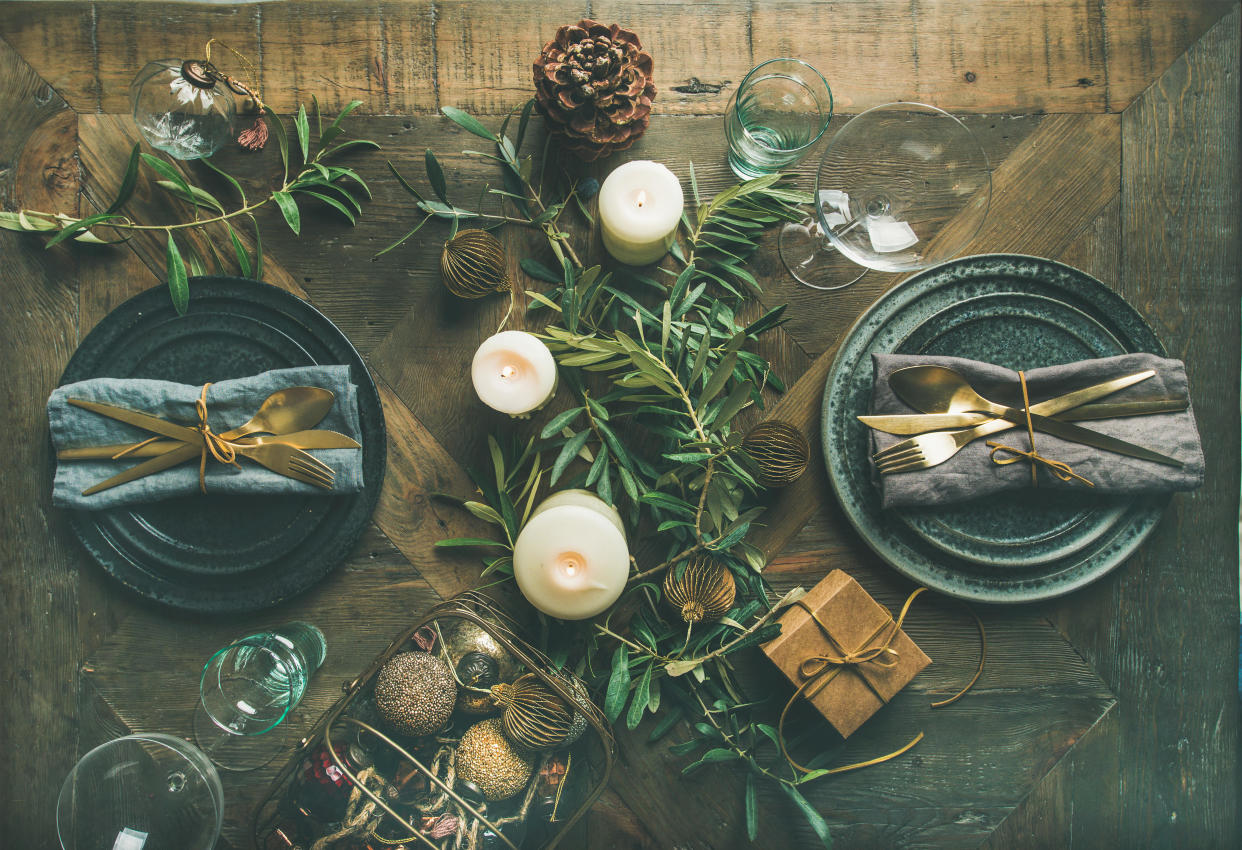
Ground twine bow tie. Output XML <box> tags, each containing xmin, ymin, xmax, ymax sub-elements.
<box><xmin>113</xmin><ymin>382</ymin><xmax>241</xmax><ymax>493</ymax></box>
<box><xmin>987</xmin><ymin>370</ymin><xmax>1093</xmax><ymax>488</ymax></box>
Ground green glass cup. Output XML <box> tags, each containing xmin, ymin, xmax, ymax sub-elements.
<box><xmin>193</xmin><ymin>621</ymin><xmax>327</xmax><ymax>771</ymax></box>
<box><xmin>725</xmin><ymin>58</ymin><xmax>833</xmax><ymax>180</ymax></box>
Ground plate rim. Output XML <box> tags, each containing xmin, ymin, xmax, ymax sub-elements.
<box><xmin>821</xmin><ymin>253</ymin><xmax>1168</xmax><ymax>603</ymax></box>
<box><xmin>59</xmin><ymin>275</ymin><xmax>387</xmax><ymax>612</ymax></box>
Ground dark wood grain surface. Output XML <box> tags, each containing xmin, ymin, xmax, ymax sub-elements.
<box><xmin>0</xmin><ymin>3</ymin><xmax>1237</xmax><ymax>848</ymax></box>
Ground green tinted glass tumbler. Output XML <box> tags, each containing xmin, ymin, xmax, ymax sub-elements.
<box><xmin>194</xmin><ymin>621</ymin><xmax>327</xmax><ymax>771</ymax></box>
<box><xmin>725</xmin><ymin>58</ymin><xmax>833</xmax><ymax>179</ymax></box>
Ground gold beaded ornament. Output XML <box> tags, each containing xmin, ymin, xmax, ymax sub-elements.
<box><xmin>742</xmin><ymin>420</ymin><xmax>811</xmax><ymax>487</ymax></box>
<box><xmin>663</xmin><ymin>554</ymin><xmax>737</xmax><ymax>623</ymax></box>
<box><xmin>491</xmin><ymin>673</ymin><xmax>574</xmax><ymax>751</ymax></box>
<box><xmin>440</xmin><ymin>229</ymin><xmax>510</xmax><ymax>299</ymax></box>
<box><xmin>455</xmin><ymin>717</ymin><xmax>535</xmax><ymax>802</ymax></box>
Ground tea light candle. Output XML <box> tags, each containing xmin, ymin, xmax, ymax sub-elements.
<box><xmin>513</xmin><ymin>493</ymin><xmax>629</xmax><ymax>620</ymax></box>
<box><xmin>472</xmin><ymin>331</ymin><xmax>558</xmax><ymax>416</ymax></box>
<box><xmin>598</xmin><ymin>160</ymin><xmax>685</xmax><ymax>266</ymax></box>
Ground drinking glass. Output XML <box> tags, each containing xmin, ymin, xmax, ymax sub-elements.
<box><xmin>778</xmin><ymin>102</ymin><xmax>991</xmax><ymax>290</ymax></box>
<box><xmin>57</xmin><ymin>733</ymin><xmax>223</xmax><ymax>850</ymax></box>
<box><xmin>193</xmin><ymin>621</ymin><xmax>327</xmax><ymax>771</ymax></box>
<box><xmin>725</xmin><ymin>58</ymin><xmax>833</xmax><ymax>180</ymax></box>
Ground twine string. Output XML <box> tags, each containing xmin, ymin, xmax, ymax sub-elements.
<box><xmin>776</xmin><ymin>587</ymin><xmax>986</xmax><ymax>778</ymax></box>
<box><xmin>987</xmin><ymin>370</ymin><xmax>1093</xmax><ymax>487</ymax></box>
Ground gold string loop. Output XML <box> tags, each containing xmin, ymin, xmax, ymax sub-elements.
<box><xmin>987</xmin><ymin>369</ymin><xmax>1093</xmax><ymax>487</ymax></box>
<box><xmin>776</xmin><ymin>586</ymin><xmax>986</xmax><ymax>779</ymax></box>
<box><xmin>202</xmin><ymin>39</ymin><xmax>270</xmax><ymax>150</ymax></box>
<box><xmin>193</xmin><ymin>382</ymin><xmax>241</xmax><ymax>493</ymax></box>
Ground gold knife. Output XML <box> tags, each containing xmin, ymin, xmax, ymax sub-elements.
<box><xmin>859</xmin><ymin>398</ymin><xmax>1189</xmax><ymax>435</ymax></box>
<box><xmin>69</xmin><ymin>400</ymin><xmax>354</xmax><ymax>495</ymax></box>
<box><xmin>888</xmin><ymin>369</ymin><xmax>1184</xmax><ymax>467</ymax></box>
<box><xmin>58</xmin><ymin>429</ymin><xmax>360</xmax><ymax>460</ymax></box>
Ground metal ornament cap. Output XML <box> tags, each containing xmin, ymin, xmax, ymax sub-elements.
<box><xmin>180</xmin><ymin>60</ymin><xmax>218</xmax><ymax>88</ymax></box>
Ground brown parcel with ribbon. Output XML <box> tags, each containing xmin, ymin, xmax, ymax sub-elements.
<box><xmin>763</xmin><ymin>569</ymin><xmax>930</xmax><ymax>739</ymax></box>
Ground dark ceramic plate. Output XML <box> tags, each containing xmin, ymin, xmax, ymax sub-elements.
<box><xmin>822</xmin><ymin>255</ymin><xmax>1168</xmax><ymax>603</ymax></box>
<box><xmin>59</xmin><ymin>277</ymin><xmax>386</xmax><ymax>612</ymax></box>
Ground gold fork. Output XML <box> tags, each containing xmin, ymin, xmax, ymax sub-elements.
<box><xmin>233</xmin><ymin>442</ymin><xmax>335</xmax><ymax>489</ymax></box>
<box><xmin>874</xmin><ymin>370</ymin><xmax>1157</xmax><ymax>475</ymax></box>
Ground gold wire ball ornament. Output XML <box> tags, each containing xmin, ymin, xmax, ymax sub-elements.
<box><xmin>742</xmin><ymin>420</ymin><xmax>811</xmax><ymax>488</ymax></box>
<box><xmin>663</xmin><ymin>555</ymin><xmax>737</xmax><ymax>623</ymax></box>
<box><xmin>373</xmin><ymin>651</ymin><xmax>457</xmax><ymax>737</ymax></box>
<box><xmin>440</xmin><ymin>229</ymin><xmax>511</xmax><ymax>299</ymax></box>
<box><xmin>455</xmin><ymin>717</ymin><xmax>535</xmax><ymax>802</ymax></box>
<box><xmin>490</xmin><ymin>673</ymin><xmax>574</xmax><ymax>751</ymax></box>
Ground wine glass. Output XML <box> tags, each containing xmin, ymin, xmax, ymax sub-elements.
<box><xmin>778</xmin><ymin>102</ymin><xmax>991</xmax><ymax>290</ymax></box>
<box><xmin>57</xmin><ymin>733</ymin><xmax>223</xmax><ymax>850</ymax></box>
<box><xmin>193</xmin><ymin>621</ymin><xmax>327</xmax><ymax>771</ymax></box>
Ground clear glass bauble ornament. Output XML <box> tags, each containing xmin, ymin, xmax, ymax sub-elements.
<box><xmin>130</xmin><ymin>59</ymin><xmax>235</xmax><ymax>159</ymax></box>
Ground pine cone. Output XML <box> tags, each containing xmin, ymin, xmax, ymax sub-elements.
<box><xmin>533</xmin><ymin>20</ymin><xmax>656</xmax><ymax>161</ymax></box>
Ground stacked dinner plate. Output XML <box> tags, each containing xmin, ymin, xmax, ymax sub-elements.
<box><xmin>822</xmin><ymin>255</ymin><xmax>1169</xmax><ymax>603</ymax></box>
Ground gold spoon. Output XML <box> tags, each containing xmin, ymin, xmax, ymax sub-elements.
<box><xmin>57</xmin><ymin>386</ymin><xmax>336</xmax><ymax>460</ymax></box>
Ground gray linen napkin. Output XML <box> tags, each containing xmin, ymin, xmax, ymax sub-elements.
<box><xmin>49</xmin><ymin>366</ymin><xmax>363</xmax><ymax>509</ymax></box>
<box><xmin>871</xmin><ymin>353</ymin><xmax>1205</xmax><ymax>509</ymax></box>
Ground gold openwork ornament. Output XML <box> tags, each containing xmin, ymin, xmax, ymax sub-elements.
<box><xmin>742</xmin><ymin>420</ymin><xmax>810</xmax><ymax>487</ymax></box>
<box><xmin>663</xmin><ymin>554</ymin><xmax>737</xmax><ymax>623</ymax></box>
<box><xmin>440</xmin><ymin>229</ymin><xmax>510</xmax><ymax>299</ymax></box>
<box><xmin>491</xmin><ymin>673</ymin><xmax>574</xmax><ymax>750</ymax></box>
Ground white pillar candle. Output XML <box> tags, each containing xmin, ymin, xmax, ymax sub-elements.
<box><xmin>471</xmin><ymin>331</ymin><xmax>558</xmax><ymax>417</ymax></box>
<box><xmin>513</xmin><ymin>493</ymin><xmax>629</xmax><ymax>620</ymax></box>
<box><xmin>528</xmin><ymin>488</ymin><xmax>625</xmax><ymax>536</ymax></box>
<box><xmin>598</xmin><ymin>160</ymin><xmax>685</xmax><ymax>266</ymax></box>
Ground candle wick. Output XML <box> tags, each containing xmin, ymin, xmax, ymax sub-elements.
<box><xmin>500</xmin><ymin>365</ymin><xmax>518</xmax><ymax>380</ymax></box>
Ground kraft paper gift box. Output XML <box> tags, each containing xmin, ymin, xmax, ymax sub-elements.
<box><xmin>763</xmin><ymin>569</ymin><xmax>931</xmax><ymax>738</ymax></box>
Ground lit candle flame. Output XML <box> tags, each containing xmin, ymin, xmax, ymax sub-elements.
<box><xmin>500</xmin><ymin>364</ymin><xmax>519</xmax><ymax>380</ymax></box>
<box><xmin>636</xmin><ymin>189</ymin><xmax>647</xmax><ymax>209</ymax></box>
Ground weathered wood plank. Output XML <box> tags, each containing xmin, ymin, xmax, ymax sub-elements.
<box><xmin>0</xmin><ymin>37</ymin><xmax>84</xmax><ymax>849</ymax></box>
<box><xmin>1093</xmin><ymin>7</ymin><xmax>1238</xmax><ymax>845</ymax></box>
<box><xmin>1</xmin><ymin>1</ymin><xmax>1234</xmax><ymax>115</ymax></box>
<box><xmin>760</xmin><ymin>520</ymin><xmax>1116</xmax><ymax>848</ymax></box>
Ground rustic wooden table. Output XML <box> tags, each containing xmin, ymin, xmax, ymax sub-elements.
<box><xmin>1</xmin><ymin>3</ymin><xmax>1238</xmax><ymax>848</ymax></box>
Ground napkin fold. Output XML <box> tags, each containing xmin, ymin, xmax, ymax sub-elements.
<box><xmin>49</xmin><ymin>366</ymin><xmax>364</xmax><ymax>509</ymax></box>
<box><xmin>871</xmin><ymin>353</ymin><xmax>1205</xmax><ymax>509</ymax></box>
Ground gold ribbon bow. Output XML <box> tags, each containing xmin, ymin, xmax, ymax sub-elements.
<box><xmin>987</xmin><ymin>370</ymin><xmax>1092</xmax><ymax>487</ymax></box>
<box><xmin>112</xmin><ymin>382</ymin><xmax>240</xmax><ymax>493</ymax></box>
<box><xmin>777</xmin><ymin>587</ymin><xmax>987</xmax><ymax>777</ymax></box>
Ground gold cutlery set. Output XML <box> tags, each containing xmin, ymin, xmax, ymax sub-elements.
<box><xmin>862</xmin><ymin>366</ymin><xmax>1187</xmax><ymax>475</ymax></box>
<box><xmin>61</xmin><ymin>386</ymin><xmax>359</xmax><ymax>494</ymax></box>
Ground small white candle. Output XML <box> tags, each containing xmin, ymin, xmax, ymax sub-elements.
<box><xmin>513</xmin><ymin>493</ymin><xmax>629</xmax><ymax>620</ymax></box>
<box><xmin>598</xmin><ymin>160</ymin><xmax>685</xmax><ymax>266</ymax></box>
<box><xmin>471</xmin><ymin>331</ymin><xmax>558</xmax><ymax>417</ymax></box>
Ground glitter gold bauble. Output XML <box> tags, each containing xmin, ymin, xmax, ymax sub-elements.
<box><xmin>455</xmin><ymin>718</ymin><xmax>535</xmax><ymax>802</ymax></box>
<box><xmin>374</xmin><ymin>652</ymin><xmax>457</xmax><ymax>737</ymax></box>
<box><xmin>742</xmin><ymin>420</ymin><xmax>811</xmax><ymax>488</ymax></box>
<box><xmin>440</xmin><ymin>230</ymin><xmax>510</xmax><ymax>299</ymax></box>
<box><xmin>491</xmin><ymin>673</ymin><xmax>574</xmax><ymax>750</ymax></box>
<box><xmin>441</xmin><ymin>620</ymin><xmax>521</xmax><ymax>716</ymax></box>
<box><xmin>663</xmin><ymin>555</ymin><xmax>736</xmax><ymax>623</ymax></box>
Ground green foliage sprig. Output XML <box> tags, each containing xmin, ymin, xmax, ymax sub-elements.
<box><xmin>0</xmin><ymin>99</ymin><xmax>379</xmax><ymax>312</ymax></box>
<box><xmin>380</xmin><ymin>103</ymin><xmax>585</xmax><ymax>269</ymax></box>
<box><xmin>423</xmin><ymin>106</ymin><xmax>841</xmax><ymax>845</ymax></box>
